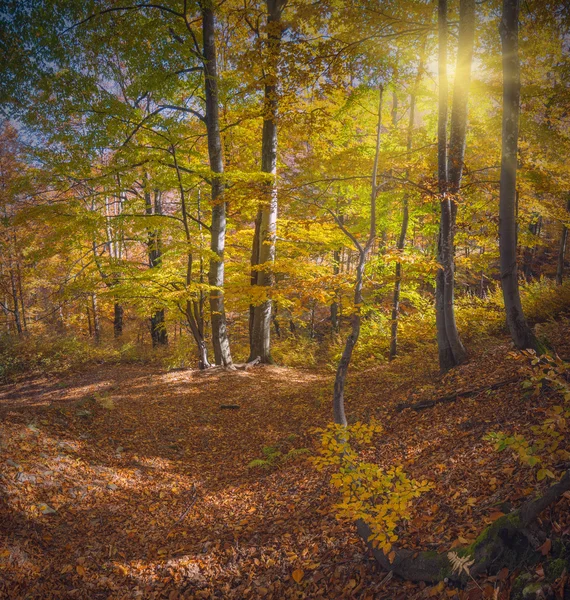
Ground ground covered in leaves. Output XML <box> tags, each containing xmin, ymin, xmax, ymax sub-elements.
<box><xmin>1</xmin><ymin>320</ymin><xmax>570</xmax><ymax>599</ymax></box>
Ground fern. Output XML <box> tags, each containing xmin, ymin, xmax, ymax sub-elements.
<box><xmin>447</xmin><ymin>551</ymin><xmax>474</xmax><ymax>576</ymax></box>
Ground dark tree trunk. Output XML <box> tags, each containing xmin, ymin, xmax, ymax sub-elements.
<box><xmin>114</xmin><ymin>303</ymin><xmax>124</xmax><ymax>337</ymax></box>
<box><xmin>556</xmin><ymin>197</ymin><xmax>570</xmax><ymax>285</ymax></box>
<box><xmin>145</xmin><ymin>185</ymin><xmax>168</xmax><ymax>347</ymax></box>
<box><xmin>249</xmin><ymin>0</ymin><xmax>287</xmax><ymax>364</ymax></box>
<box><xmin>91</xmin><ymin>293</ymin><xmax>101</xmax><ymax>343</ymax></box>
<box><xmin>272</xmin><ymin>303</ymin><xmax>281</xmax><ymax>338</ymax></box>
<box><xmin>15</xmin><ymin>259</ymin><xmax>26</xmax><ymax>332</ymax></box>
<box><xmin>203</xmin><ymin>5</ymin><xmax>233</xmax><ymax>367</ymax></box>
<box><xmin>499</xmin><ymin>0</ymin><xmax>538</xmax><ymax>351</ymax></box>
<box><xmin>9</xmin><ymin>266</ymin><xmax>22</xmax><ymax>336</ymax></box>
<box><xmin>435</xmin><ymin>0</ymin><xmax>472</xmax><ymax>371</ymax></box>
<box><xmin>523</xmin><ymin>215</ymin><xmax>540</xmax><ymax>280</ymax></box>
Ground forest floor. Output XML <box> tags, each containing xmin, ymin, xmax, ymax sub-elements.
<box><xmin>1</xmin><ymin>320</ymin><xmax>570</xmax><ymax>600</ymax></box>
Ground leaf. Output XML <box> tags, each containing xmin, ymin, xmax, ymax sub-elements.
<box><xmin>292</xmin><ymin>568</ymin><xmax>304</xmax><ymax>583</ymax></box>
<box><xmin>76</xmin><ymin>564</ymin><xmax>86</xmax><ymax>576</ymax></box>
<box><xmin>538</xmin><ymin>538</ymin><xmax>551</xmax><ymax>556</ymax></box>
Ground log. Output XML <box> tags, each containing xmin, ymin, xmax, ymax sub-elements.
<box><xmin>396</xmin><ymin>376</ymin><xmax>520</xmax><ymax>412</ymax></box>
<box><xmin>233</xmin><ymin>356</ymin><xmax>261</xmax><ymax>371</ymax></box>
<box><xmin>357</xmin><ymin>470</ymin><xmax>570</xmax><ymax>584</ymax></box>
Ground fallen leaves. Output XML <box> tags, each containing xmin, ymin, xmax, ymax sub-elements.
<box><xmin>292</xmin><ymin>568</ymin><xmax>304</xmax><ymax>583</ymax></box>
<box><xmin>0</xmin><ymin>340</ymin><xmax>569</xmax><ymax>599</ymax></box>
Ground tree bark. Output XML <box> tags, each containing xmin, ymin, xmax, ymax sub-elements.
<box><xmin>91</xmin><ymin>292</ymin><xmax>100</xmax><ymax>343</ymax></box>
<box><xmin>114</xmin><ymin>303</ymin><xmax>124</xmax><ymax>338</ymax></box>
<box><xmin>435</xmin><ymin>0</ymin><xmax>473</xmax><ymax>371</ymax></box>
<box><xmin>203</xmin><ymin>3</ymin><xmax>233</xmax><ymax>367</ymax></box>
<box><xmin>499</xmin><ymin>0</ymin><xmax>538</xmax><ymax>351</ymax></box>
<box><xmin>333</xmin><ymin>87</ymin><xmax>382</xmax><ymax>426</ymax></box>
<box><xmin>249</xmin><ymin>0</ymin><xmax>287</xmax><ymax>364</ymax></box>
<box><xmin>331</xmin><ymin>248</ymin><xmax>341</xmax><ymax>334</ymax></box>
<box><xmin>9</xmin><ymin>266</ymin><xmax>22</xmax><ymax>336</ymax></box>
<box><xmin>171</xmin><ymin>147</ymin><xmax>210</xmax><ymax>368</ymax></box>
<box><xmin>556</xmin><ymin>197</ymin><xmax>570</xmax><ymax>285</ymax></box>
<box><xmin>145</xmin><ymin>184</ymin><xmax>168</xmax><ymax>346</ymax></box>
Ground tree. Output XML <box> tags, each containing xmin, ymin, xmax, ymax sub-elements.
<box><xmin>202</xmin><ymin>2</ymin><xmax>233</xmax><ymax>367</ymax></box>
<box><xmin>556</xmin><ymin>196</ymin><xmax>569</xmax><ymax>285</ymax></box>
<box><xmin>333</xmin><ymin>86</ymin><xmax>382</xmax><ymax>427</ymax></box>
<box><xmin>249</xmin><ymin>0</ymin><xmax>287</xmax><ymax>364</ymax></box>
<box><xmin>498</xmin><ymin>0</ymin><xmax>538</xmax><ymax>351</ymax></box>
<box><xmin>435</xmin><ymin>0</ymin><xmax>475</xmax><ymax>371</ymax></box>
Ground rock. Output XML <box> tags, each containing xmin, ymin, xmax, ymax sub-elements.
<box><xmin>38</xmin><ymin>503</ymin><xmax>57</xmax><ymax>515</ymax></box>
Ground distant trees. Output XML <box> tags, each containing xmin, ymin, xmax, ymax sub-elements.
<box><xmin>1</xmin><ymin>0</ymin><xmax>568</xmax><ymax>366</ymax></box>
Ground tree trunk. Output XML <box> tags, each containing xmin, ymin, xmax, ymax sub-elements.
<box><xmin>331</xmin><ymin>248</ymin><xmax>340</xmax><ymax>334</ymax></box>
<box><xmin>333</xmin><ymin>87</ymin><xmax>382</xmax><ymax>426</ymax></box>
<box><xmin>203</xmin><ymin>4</ymin><xmax>233</xmax><ymax>367</ymax></box>
<box><xmin>499</xmin><ymin>0</ymin><xmax>538</xmax><ymax>351</ymax></box>
<box><xmin>114</xmin><ymin>303</ymin><xmax>124</xmax><ymax>337</ymax></box>
<box><xmin>145</xmin><ymin>184</ymin><xmax>168</xmax><ymax>347</ymax></box>
<box><xmin>390</xmin><ymin>44</ymin><xmax>426</xmax><ymax>361</ymax></box>
<box><xmin>435</xmin><ymin>0</ymin><xmax>471</xmax><ymax>371</ymax></box>
<box><xmin>91</xmin><ymin>292</ymin><xmax>100</xmax><ymax>343</ymax></box>
<box><xmin>556</xmin><ymin>197</ymin><xmax>570</xmax><ymax>284</ymax></box>
<box><xmin>249</xmin><ymin>211</ymin><xmax>262</xmax><ymax>346</ymax></box>
<box><xmin>249</xmin><ymin>0</ymin><xmax>287</xmax><ymax>364</ymax></box>
<box><xmin>9</xmin><ymin>266</ymin><xmax>22</xmax><ymax>336</ymax></box>
<box><xmin>15</xmin><ymin>258</ymin><xmax>26</xmax><ymax>332</ymax></box>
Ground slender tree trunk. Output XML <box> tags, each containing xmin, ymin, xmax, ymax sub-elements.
<box><xmin>9</xmin><ymin>267</ymin><xmax>22</xmax><ymax>336</ymax></box>
<box><xmin>556</xmin><ymin>197</ymin><xmax>570</xmax><ymax>285</ymax></box>
<box><xmin>145</xmin><ymin>184</ymin><xmax>168</xmax><ymax>346</ymax></box>
<box><xmin>203</xmin><ymin>4</ymin><xmax>232</xmax><ymax>367</ymax></box>
<box><xmin>114</xmin><ymin>303</ymin><xmax>124</xmax><ymax>337</ymax></box>
<box><xmin>331</xmin><ymin>248</ymin><xmax>341</xmax><ymax>334</ymax></box>
<box><xmin>249</xmin><ymin>211</ymin><xmax>262</xmax><ymax>346</ymax></box>
<box><xmin>91</xmin><ymin>293</ymin><xmax>100</xmax><ymax>343</ymax></box>
<box><xmin>86</xmin><ymin>299</ymin><xmax>92</xmax><ymax>337</ymax></box>
<box><xmin>499</xmin><ymin>0</ymin><xmax>538</xmax><ymax>350</ymax></box>
<box><xmin>249</xmin><ymin>0</ymin><xmax>287</xmax><ymax>363</ymax></box>
<box><xmin>435</xmin><ymin>0</ymin><xmax>471</xmax><ymax>371</ymax></box>
<box><xmin>171</xmin><ymin>148</ymin><xmax>210</xmax><ymax>367</ymax></box>
<box><xmin>333</xmin><ymin>87</ymin><xmax>382</xmax><ymax>426</ymax></box>
<box><xmin>390</xmin><ymin>44</ymin><xmax>426</xmax><ymax>361</ymax></box>
<box><xmin>15</xmin><ymin>258</ymin><xmax>26</xmax><ymax>332</ymax></box>
<box><xmin>523</xmin><ymin>215</ymin><xmax>539</xmax><ymax>280</ymax></box>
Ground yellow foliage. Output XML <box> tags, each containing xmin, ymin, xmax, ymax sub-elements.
<box><xmin>312</xmin><ymin>421</ymin><xmax>433</xmax><ymax>553</ymax></box>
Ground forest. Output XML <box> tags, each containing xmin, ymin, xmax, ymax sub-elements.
<box><xmin>1</xmin><ymin>0</ymin><xmax>570</xmax><ymax>598</ymax></box>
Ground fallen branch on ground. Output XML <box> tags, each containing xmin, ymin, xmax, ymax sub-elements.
<box><xmin>396</xmin><ymin>376</ymin><xmax>520</xmax><ymax>412</ymax></box>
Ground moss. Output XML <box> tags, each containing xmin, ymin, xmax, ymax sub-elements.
<box><xmin>511</xmin><ymin>573</ymin><xmax>533</xmax><ymax>600</ymax></box>
<box><xmin>522</xmin><ymin>582</ymin><xmax>549</xmax><ymax>599</ymax></box>
<box><xmin>545</xmin><ymin>557</ymin><xmax>568</xmax><ymax>581</ymax></box>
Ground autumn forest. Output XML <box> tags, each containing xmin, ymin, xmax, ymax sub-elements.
<box><xmin>1</xmin><ymin>0</ymin><xmax>570</xmax><ymax>598</ymax></box>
